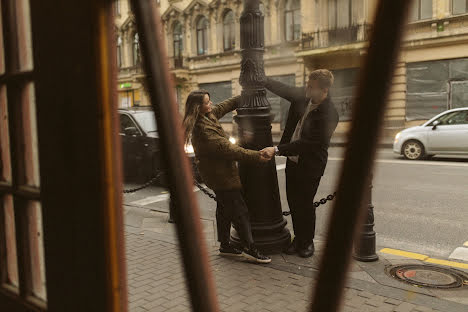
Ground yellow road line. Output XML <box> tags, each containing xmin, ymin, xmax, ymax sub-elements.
<box><xmin>425</xmin><ymin>258</ymin><xmax>468</xmax><ymax>270</ymax></box>
<box><xmin>380</xmin><ymin>248</ymin><xmax>468</xmax><ymax>270</ymax></box>
<box><xmin>380</xmin><ymin>248</ymin><xmax>429</xmax><ymax>261</ymax></box>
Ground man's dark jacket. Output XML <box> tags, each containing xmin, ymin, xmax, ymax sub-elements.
<box><xmin>265</xmin><ymin>78</ymin><xmax>339</xmax><ymax>177</ymax></box>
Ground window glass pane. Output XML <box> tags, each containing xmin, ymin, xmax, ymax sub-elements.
<box><xmin>199</xmin><ymin>81</ymin><xmax>233</xmax><ymax>122</ymax></box>
<box><xmin>27</xmin><ymin>201</ymin><xmax>46</xmax><ymax>301</ymax></box>
<box><xmin>406</xmin><ymin>93</ymin><xmax>447</xmax><ymax>120</ymax></box>
<box><xmin>445</xmin><ymin>110</ymin><xmax>468</xmax><ymax>124</ymax></box>
<box><xmin>15</xmin><ymin>0</ymin><xmax>34</xmax><ymax>71</ymax></box>
<box><xmin>328</xmin><ymin>0</ymin><xmax>337</xmax><ymax>29</ymax></box>
<box><xmin>0</xmin><ymin>87</ymin><xmax>11</xmax><ymax>182</ymax></box>
<box><xmin>266</xmin><ymin>75</ymin><xmax>295</xmax><ymax>126</ymax></box>
<box><xmin>197</xmin><ymin>29</ymin><xmax>204</xmax><ymax>54</ymax></box>
<box><xmin>449</xmin><ymin>58</ymin><xmax>468</xmax><ymax>79</ymax></box>
<box><xmin>337</xmin><ymin>0</ymin><xmax>350</xmax><ymax>28</ymax></box>
<box><xmin>450</xmin><ymin>82</ymin><xmax>468</xmax><ymax>109</ymax></box>
<box><xmin>407</xmin><ymin>61</ymin><xmax>449</xmax><ymax>120</ymax></box>
<box><xmin>294</xmin><ymin>9</ymin><xmax>301</xmax><ymax>40</ymax></box>
<box><xmin>19</xmin><ymin>83</ymin><xmax>40</xmax><ymax>187</ymax></box>
<box><xmin>330</xmin><ymin>68</ymin><xmax>359</xmax><ymax>121</ymax></box>
<box><xmin>285</xmin><ymin>12</ymin><xmax>293</xmax><ymax>41</ymax></box>
<box><xmin>452</xmin><ymin>0</ymin><xmax>467</xmax><ymax>14</ymax></box>
<box><xmin>409</xmin><ymin>0</ymin><xmax>420</xmax><ymax>21</ymax></box>
<box><xmin>420</xmin><ymin>0</ymin><xmax>433</xmax><ymax>19</ymax></box>
<box><xmin>2</xmin><ymin>195</ymin><xmax>19</xmax><ymax>289</ymax></box>
<box><xmin>407</xmin><ymin>61</ymin><xmax>449</xmax><ymax>94</ymax></box>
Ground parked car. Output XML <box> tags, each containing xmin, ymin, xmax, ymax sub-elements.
<box><xmin>393</xmin><ymin>107</ymin><xmax>468</xmax><ymax>160</ymax></box>
<box><xmin>118</xmin><ymin>108</ymin><xmax>195</xmax><ymax>185</ymax></box>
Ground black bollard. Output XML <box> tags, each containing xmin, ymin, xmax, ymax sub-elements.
<box><xmin>353</xmin><ymin>173</ymin><xmax>378</xmax><ymax>262</ymax></box>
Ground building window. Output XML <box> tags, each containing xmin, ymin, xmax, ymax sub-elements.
<box><xmin>196</xmin><ymin>17</ymin><xmax>209</xmax><ymax>55</ymax></box>
<box><xmin>285</xmin><ymin>0</ymin><xmax>301</xmax><ymax>41</ymax></box>
<box><xmin>330</xmin><ymin>68</ymin><xmax>359</xmax><ymax>121</ymax></box>
<box><xmin>406</xmin><ymin>58</ymin><xmax>468</xmax><ymax>120</ymax></box>
<box><xmin>173</xmin><ymin>22</ymin><xmax>183</xmax><ymax>67</ymax></box>
<box><xmin>117</xmin><ymin>36</ymin><xmax>122</xmax><ymax>68</ymax></box>
<box><xmin>265</xmin><ymin>75</ymin><xmax>295</xmax><ymax>129</ymax></box>
<box><xmin>199</xmin><ymin>81</ymin><xmax>233</xmax><ymax>122</ymax></box>
<box><xmin>223</xmin><ymin>10</ymin><xmax>236</xmax><ymax>51</ymax></box>
<box><xmin>409</xmin><ymin>0</ymin><xmax>433</xmax><ymax>21</ymax></box>
<box><xmin>133</xmin><ymin>33</ymin><xmax>140</xmax><ymax>66</ymax></box>
<box><xmin>452</xmin><ymin>0</ymin><xmax>468</xmax><ymax>15</ymax></box>
<box><xmin>328</xmin><ymin>0</ymin><xmax>352</xmax><ymax>29</ymax></box>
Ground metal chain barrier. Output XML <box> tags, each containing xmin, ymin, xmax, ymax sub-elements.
<box><xmin>122</xmin><ymin>172</ymin><xmax>163</xmax><ymax>194</ymax></box>
<box><xmin>123</xmin><ymin>165</ymin><xmax>336</xmax><ymax>215</ymax></box>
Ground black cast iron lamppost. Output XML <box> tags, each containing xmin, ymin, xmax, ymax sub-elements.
<box><xmin>353</xmin><ymin>173</ymin><xmax>378</xmax><ymax>262</ymax></box>
<box><xmin>231</xmin><ymin>0</ymin><xmax>290</xmax><ymax>253</ymax></box>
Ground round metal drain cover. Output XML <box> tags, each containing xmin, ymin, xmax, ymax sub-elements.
<box><xmin>387</xmin><ymin>264</ymin><xmax>468</xmax><ymax>289</ymax></box>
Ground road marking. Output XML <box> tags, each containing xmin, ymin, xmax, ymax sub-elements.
<box><xmin>449</xmin><ymin>247</ymin><xmax>468</xmax><ymax>262</ymax></box>
<box><xmin>425</xmin><ymin>258</ymin><xmax>468</xmax><ymax>270</ymax></box>
<box><xmin>380</xmin><ymin>248</ymin><xmax>429</xmax><ymax>261</ymax></box>
<box><xmin>380</xmin><ymin>248</ymin><xmax>468</xmax><ymax>270</ymax></box>
<box><xmin>129</xmin><ymin>186</ymin><xmax>203</xmax><ymax>206</ymax></box>
<box><xmin>328</xmin><ymin>157</ymin><xmax>468</xmax><ymax>167</ymax></box>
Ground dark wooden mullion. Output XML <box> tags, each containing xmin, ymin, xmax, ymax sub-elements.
<box><xmin>0</xmin><ymin>195</ymin><xmax>7</xmax><ymax>285</ymax></box>
<box><xmin>0</xmin><ymin>287</ymin><xmax>45</xmax><ymax>312</ymax></box>
<box><xmin>0</xmin><ymin>71</ymin><xmax>34</xmax><ymax>84</ymax></box>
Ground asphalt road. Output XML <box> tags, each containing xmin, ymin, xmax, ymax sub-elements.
<box><xmin>123</xmin><ymin>147</ymin><xmax>468</xmax><ymax>260</ymax></box>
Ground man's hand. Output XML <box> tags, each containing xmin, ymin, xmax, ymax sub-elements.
<box><xmin>260</xmin><ymin>147</ymin><xmax>276</xmax><ymax>160</ymax></box>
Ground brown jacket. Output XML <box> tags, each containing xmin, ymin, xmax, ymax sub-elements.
<box><xmin>191</xmin><ymin>96</ymin><xmax>262</xmax><ymax>191</ymax></box>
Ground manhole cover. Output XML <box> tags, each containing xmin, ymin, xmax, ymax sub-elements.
<box><xmin>387</xmin><ymin>264</ymin><xmax>468</xmax><ymax>289</ymax></box>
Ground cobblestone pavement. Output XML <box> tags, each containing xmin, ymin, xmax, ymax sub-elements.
<box><xmin>126</xmin><ymin>231</ymin><xmax>449</xmax><ymax>312</ymax></box>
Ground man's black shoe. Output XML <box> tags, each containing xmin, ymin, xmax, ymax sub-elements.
<box><xmin>242</xmin><ymin>247</ymin><xmax>271</xmax><ymax>264</ymax></box>
<box><xmin>219</xmin><ymin>243</ymin><xmax>243</xmax><ymax>257</ymax></box>
<box><xmin>284</xmin><ymin>238</ymin><xmax>297</xmax><ymax>255</ymax></box>
<box><xmin>298</xmin><ymin>242</ymin><xmax>315</xmax><ymax>258</ymax></box>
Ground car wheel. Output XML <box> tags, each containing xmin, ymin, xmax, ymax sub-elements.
<box><xmin>402</xmin><ymin>140</ymin><xmax>425</xmax><ymax>160</ymax></box>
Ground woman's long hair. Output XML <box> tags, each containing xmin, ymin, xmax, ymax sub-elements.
<box><xmin>182</xmin><ymin>90</ymin><xmax>210</xmax><ymax>145</ymax></box>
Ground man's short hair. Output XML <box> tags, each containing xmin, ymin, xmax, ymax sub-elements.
<box><xmin>308</xmin><ymin>69</ymin><xmax>334</xmax><ymax>89</ymax></box>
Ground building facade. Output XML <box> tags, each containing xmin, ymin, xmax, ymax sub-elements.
<box><xmin>114</xmin><ymin>0</ymin><xmax>468</xmax><ymax>141</ymax></box>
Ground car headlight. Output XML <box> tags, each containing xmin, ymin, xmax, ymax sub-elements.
<box><xmin>394</xmin><ymin>132</ymin><xmax>401</xmax><ymax>140</ymax></box>
<box><xmin>229</xmin><ymin>136</ymin><xmax>236</xmax><ymax>144</ymax></box>
<box><xmin>184</xmin><ymin>144</ymin><xmax>194</xmax><ymax>154</ymax></box>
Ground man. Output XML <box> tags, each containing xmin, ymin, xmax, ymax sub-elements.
<box><xmin>261</xmin><ymin>69</ymin><xmax>339</xmax><ymax>258</ymax></box>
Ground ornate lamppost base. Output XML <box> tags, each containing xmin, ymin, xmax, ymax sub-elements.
<box><xmin>231</xmin><ymin>218</ymin><xmax>291</xmax><ymax>254</ymax></box>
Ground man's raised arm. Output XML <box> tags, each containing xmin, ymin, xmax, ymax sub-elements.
<box><xmin>264</xmin><ymin>78</ymin><xmax>304</xmax><ymax>103</ymax></box>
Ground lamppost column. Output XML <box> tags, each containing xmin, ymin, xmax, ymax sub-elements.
<box><xmin>231</xmin><ymin>0</ymin><xmax>290</xmax><ymax>253</ymax></box>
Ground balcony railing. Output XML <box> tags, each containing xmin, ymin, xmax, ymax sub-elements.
<box><xmin>118</xmin><ymin>65</ymin><xmax>143</xmax><ymax>77</ymax></box>
<box><xmin>301</xmin><ymin>24</ymin><xmax>371</xmax><ymax>50</ymax></box>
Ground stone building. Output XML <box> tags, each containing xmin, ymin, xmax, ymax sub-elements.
<box><xmin>114</xmin><ymin>0</ymin><xmax>468</xmax><ymax>142</ymax></box>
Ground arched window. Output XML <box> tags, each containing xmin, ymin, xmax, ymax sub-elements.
<box><xmin>133</xmin><ymin>33</ymin><xmax>140</xmax><ymax>66</ymax></box>
<box><xmin>196</xmin><ymin>17</ymin><xmax>209</xmax><ymax>55</ymax></box>
<box><xmin>117</xmin><ymin>36</ymin><xmax>122</xmax><ymax>68</ymax></box>
<box><xmin>223</xmin><ymin>10</ymin><xmax>235</xmax><ymax>51</ymax></box>
<box><xmin>285</xmin><ymin>0</ymin><xmax>301</xmax><ymax>41</ymax></box>
<box><xmin>173</xmin><ymin>22</ymin><xmax>183</xmax><ymax>67</ymax></box>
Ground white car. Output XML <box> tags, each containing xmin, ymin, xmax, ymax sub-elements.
<box><xmin>393</xmin><ymin>107</ymin><xmax>468</xmax><ymax>160</ymax></box>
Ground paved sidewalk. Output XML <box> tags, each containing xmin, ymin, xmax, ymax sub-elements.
<box><xmin>124</xmin><ymin>205</ymin><xmax>468</xmax><ymax>312</ymax></box>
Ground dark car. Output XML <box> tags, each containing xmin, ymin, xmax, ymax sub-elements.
<box><xmin>118</xmin><ymin>108</ymin><xmax>195</xmax><ymax>185</ymax></box>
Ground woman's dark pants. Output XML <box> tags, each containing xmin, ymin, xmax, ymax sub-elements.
<box><xmin>214</xmin><ymin>190</ymin><xmax>254</xmax><ymax>249</ymax></box>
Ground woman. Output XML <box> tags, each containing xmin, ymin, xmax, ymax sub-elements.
<box><xmin>183</xmin><ymin>90</ymin><xmax>271</xmax><ymax>264</ymax></box>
